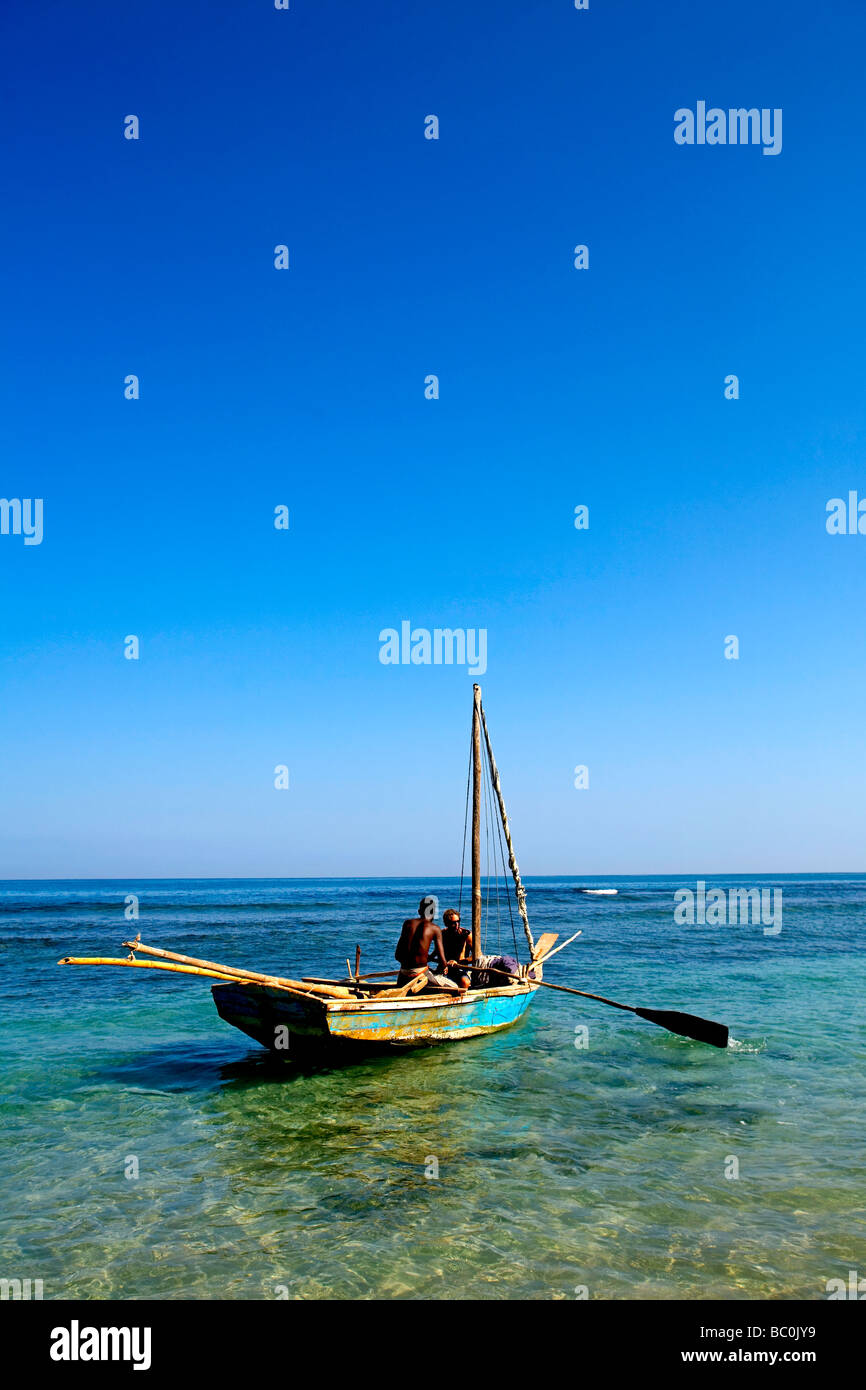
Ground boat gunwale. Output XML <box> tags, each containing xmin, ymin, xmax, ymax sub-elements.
<box><xmin>211</xmin><ymin>979</ymin><xmax>538</xmax><ymax>1014</ymax></box>
<box><xmin>325</xmin><ymin>981</ymin><xmax>538</xmax><ymax>1012</ymax></box>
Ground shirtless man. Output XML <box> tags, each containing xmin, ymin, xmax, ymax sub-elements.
<box><xmin>441</xmin><ymin>908</ymin><xmax>472</xmax><ymax>990</ymax></box>
<box><xmin>395</xmin><ymin>896</ymin><xmax>465</xmax><ymax>992</ymax></box>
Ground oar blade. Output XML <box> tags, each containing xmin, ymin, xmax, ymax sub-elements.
<box><xmin>634</xmin><ymin>1008</ymin><xmax>729</xmax><ymax>1049</ymax></box>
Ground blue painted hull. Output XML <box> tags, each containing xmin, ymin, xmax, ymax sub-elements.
<box><xmin>212</xmin><ymin>980</ymin><xmax>538</xmax><ymax>1051</ymax></box>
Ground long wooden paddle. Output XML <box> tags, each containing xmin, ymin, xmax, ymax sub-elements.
<box><xmin>482</xmin><ymin>967</ymin><xmax>729</xmax><ymax>1048</ymax></box>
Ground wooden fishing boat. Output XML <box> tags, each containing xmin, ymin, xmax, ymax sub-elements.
<box><xmin>210</xmin><ymin>683</ymin><xmax>546</xmax><ymax>1049</ymax></box>
<box><xmin>59</xmin><ymin>686</ymin><xmax>558</xmax><ymax>1053</ymax></box>
<box><xmin>58</xmin><ymin>685</ymin><xmax>731</xmax><ymax>1051</ymax></box>
<box><xmin>210</xmin><ymin>974</ymin><xmax>538</xmax><ymax>1050</ymax></box>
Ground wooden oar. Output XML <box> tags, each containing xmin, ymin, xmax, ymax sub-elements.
<box><xmin>302</xmin><ymin>972</ymin><xmax>426</xmax><ymax>998</ymax></box>
<box><xmin>534</xmin><ymin>930</ymin><xmax>581</xmax><ymax>964</ymax></box>
<box><xmin>387</xmin><ymin>971</ymin><xmax>431</xmax><ymax>998</ymax></box>
<box><xmin>482</xmin><ymin>967</ymin><xmax>729</xmax><ymax>1048</ymax></box>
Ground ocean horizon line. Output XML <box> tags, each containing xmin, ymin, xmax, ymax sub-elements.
<box><xmin>2</xmin><ymin>871</ymin><xmax>865</xmax><ymax>884</ymax></box>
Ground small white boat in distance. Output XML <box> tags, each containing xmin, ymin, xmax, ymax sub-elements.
<box><xmin>577</xmin><ymin>887</ymin><xmax>618</xmax><ymax>896</ymax></box>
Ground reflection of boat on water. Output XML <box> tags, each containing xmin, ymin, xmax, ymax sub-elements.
<box><xmin>60</xmin><ymin>685</ymin><xmax>569</xmax><ymax>1053</ymax></box>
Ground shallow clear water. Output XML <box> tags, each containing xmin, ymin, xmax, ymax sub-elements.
<box><xmin>1</xmin><ymin>876</ymin><xmax>864</xmax><ymax>1300</ymax></box>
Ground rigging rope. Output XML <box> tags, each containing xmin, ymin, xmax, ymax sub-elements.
<box><xmin>456</xmin><ymin>697</ymin><xmax>522</xmax><ymax>965</ymax></box>
<box><xmin>485</xmin><ymin>728</ymin><xmax>521</xmax><ymax>963</ymax></box>
<box><xmin>483</xmin><ymin>737</ymin><xmax>503</xmax><ymax>954</ymax></box>
<box><xmin>482</xmin><ymin>746</ymin><xmax>492</xmax><ymax>956</ymax></box>
<box><xmin>457</xmin><ymin>726</ymin><xmax>472</xmax><ymax>920</ymax></box>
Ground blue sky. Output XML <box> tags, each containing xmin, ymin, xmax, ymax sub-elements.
<box><xmin>2</xmin><ymin>0</ymin><xmax>865</xmax><ymax>876</ymax></box>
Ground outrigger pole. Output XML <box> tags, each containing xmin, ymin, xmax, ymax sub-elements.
<box><xmin>471</xmin><ymin>683</ymin><xmax>483</xmax><ymax>961</ymax></box>
<box><xmin>478</xmin><ymin>697</ymin><xmax>535</xmax><ymax>959</ymax></box>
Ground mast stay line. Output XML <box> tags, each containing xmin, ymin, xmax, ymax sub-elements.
<box><xmin>471</xmin><ymin>684</ymin><xmax>483</xmax><ymax>962</ymax></box>
<box><xmin>477</xmin><ymin>692</ymin><xmax>535</xmax><ymax>959</ymax></box>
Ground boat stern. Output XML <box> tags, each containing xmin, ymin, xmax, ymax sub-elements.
<box><xmin>211</xmin><ymin>981</ymin><xmax>329</xmax><ymax>1049</ymax></box>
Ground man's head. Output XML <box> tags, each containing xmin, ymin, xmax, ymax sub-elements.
<box><xmin>443</xmin><ymin>908</ymin><xmax>462</xmax><ymax>929</ymax></box>
<box><xmin>418</xmin><ymin>895</ymin><xmax>438</xmax><ymax>922</ymax></box>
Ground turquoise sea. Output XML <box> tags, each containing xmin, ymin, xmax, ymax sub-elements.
<box><xmin>1</xmin><ymin>876</ymin><xmax>864</xmax><ymax>1301</ymax></box>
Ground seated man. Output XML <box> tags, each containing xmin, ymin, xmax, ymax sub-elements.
<box><xmin>441</xmin><ymin>908</ymin><xmax>472</xmax><ymax>990</ymax></box>
<box><xmin>439</xmin><ymin>908</ymin><xmax>515</xmax><ymax>990</ymax></box>
<box><xmin>395</xmin><ymin>896</ymin><xmax>465</xmax><ymax>993</ymax></box>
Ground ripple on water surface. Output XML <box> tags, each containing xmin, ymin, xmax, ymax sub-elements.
<box><xmin>1</xmin><ymin>876</ymin><xmax>865</xmax><ymax>1298</ymax></box>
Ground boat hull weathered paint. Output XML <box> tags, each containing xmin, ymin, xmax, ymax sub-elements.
<box><xmin>211</xmin><ymin>980</ymin><xmax>538</xmax><ymax>1051</ymax></box>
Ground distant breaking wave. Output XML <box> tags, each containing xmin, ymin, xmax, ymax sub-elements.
<box><xmin>0</xmin><ymin>900</ymin><xmax>338</xmax><ymax>914</ymax></box>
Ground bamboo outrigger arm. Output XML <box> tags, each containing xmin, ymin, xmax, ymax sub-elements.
<box><xmin>57</xmin><ymin>954</ymin><xmax>427</xmax><ymax>1002</ymax></box>
<box><xmin>479</xmin><ymin>703</ymin><xmax>535</xmax><ymax>958</ymax></box>
<box><xmin>56</xmin><ymin>956</ymin><xmax>330</xmax><ymax>1001</ymax></box>
<box><xmin>119</xmin><ymin>940</ymin><xmax>353</xmax><ymax>997</ymax></box>
<box><xmin>59</xmin><ymin>944</ymin><xmax>354</xmax><ymax>999</ymax></box>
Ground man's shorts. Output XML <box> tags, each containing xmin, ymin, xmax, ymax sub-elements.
<box><xmin>396</xmin><ymin>966</ymin><xmax>460</xmax><ymax>992</ymax></box>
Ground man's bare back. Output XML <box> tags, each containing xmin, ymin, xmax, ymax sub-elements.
<box><xmin>395</xmin><ymin>895</ymin><xmax>464</xmax><ymax>991</ymax></box>
<box><xmin>396</xmin><ymin>917</ymin><xmax>447</xmax><ymax>973</ymax></box>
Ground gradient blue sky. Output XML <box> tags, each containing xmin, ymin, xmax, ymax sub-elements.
<box><xmin>2</xmin><ymin>0</ymin><xmax>865</xmax><ymax>877</ymax></box>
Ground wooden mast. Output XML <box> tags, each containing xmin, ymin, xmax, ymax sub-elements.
<box><xmin>471</xmin><ymin>683</ymin><xmax>483</xmax><ymax>962</ymax></box>
<box><xmin>479</xmin><ymin>703</ymin><xmax>535</xmax><ymax>958</ymax></box>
